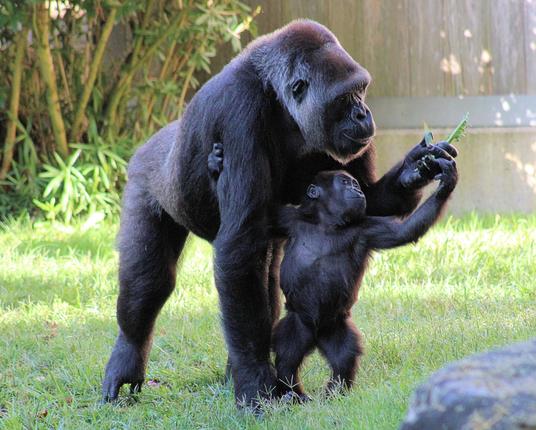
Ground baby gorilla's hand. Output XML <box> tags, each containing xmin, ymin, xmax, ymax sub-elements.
<box><xmin>208</xmin><ymin>143</ymin><xmax>224</xmax><ymax>179</ymax></box>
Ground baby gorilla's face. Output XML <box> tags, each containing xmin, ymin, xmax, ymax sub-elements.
<box><xmin>306</xmin><ymin>170</ymin><xmax>367</xmax><ymax>224</ymax></box>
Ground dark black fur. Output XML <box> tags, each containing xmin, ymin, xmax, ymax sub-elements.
<box><xmin>208</xmin><ymin>143</ymin><xmax>458</xmax><ymax>399</ymax></box>
<box><xmin>102</xmin><ymin>20</ymin><xmax>457</xmax><ymax>407</ymax></box>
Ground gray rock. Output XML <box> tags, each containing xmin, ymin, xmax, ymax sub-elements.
<box><xmin>400</xmin><ymin>339</ymin><xmax>536</xmax><ymax>430</ymax></box>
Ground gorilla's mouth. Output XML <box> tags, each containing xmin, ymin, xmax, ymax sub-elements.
<box><xmin>327</xmin><ymin>132</ymin><xmax>372</xmax><ymax>165</ymax></box>
<box><xmin>342</xmin><ymin>132</ymin><xmax>369</xmax><ymax>146</ymax></box>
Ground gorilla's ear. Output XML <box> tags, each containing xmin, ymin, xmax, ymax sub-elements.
<box><xmin>306</xmin><ymin>184</ymin><xmax>320</xmax><ymax>199</ymax></box>
<box><xmin>291</xmin><ymin>79</ymin><xmax>308</xmax><ymax>102</ymax></box>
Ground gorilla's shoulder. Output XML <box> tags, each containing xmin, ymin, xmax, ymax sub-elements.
<box><xmin>131</xmin><ymin>121</ymin><xmax>180</xmax><ymax>161</ymax></box>
<box><xmin>145</xmin><ymin>121</ymin><xmax>180</xmax><ymax>146</ymax></box>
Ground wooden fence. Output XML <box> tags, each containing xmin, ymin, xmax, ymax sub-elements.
<box><xmin>224</xmin><ymin>0</ymin><xmax>536</xmax><ymax>214</ymax></box>
<box><xmin>248</xmin><ymin>0</ymin><xmax>536</xmax><ymax>97</ymax></box>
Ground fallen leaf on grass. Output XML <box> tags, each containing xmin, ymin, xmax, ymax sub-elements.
<box><xmin>147</xmin><ymin>379</ymin><xmax>161</xmax><ymax>388</ymax></box>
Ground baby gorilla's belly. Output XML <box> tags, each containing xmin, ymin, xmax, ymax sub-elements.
<box><xmin>280</xmin><ymin>253</ymin><xmax>363</xmax><ymax>325</ymax></box>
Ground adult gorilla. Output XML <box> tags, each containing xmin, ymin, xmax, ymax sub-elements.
<box><xmin>102</xmin><ymin>20</ymin><xmax>457</xmax><ymax>406</ymax></box>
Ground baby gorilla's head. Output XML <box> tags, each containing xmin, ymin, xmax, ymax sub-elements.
<box><xmin>301</xmin><ymin>170</ymin><xmax>366</xmax><ymax>225</ymax></box>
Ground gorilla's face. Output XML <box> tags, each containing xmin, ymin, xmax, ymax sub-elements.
<box><xmin>321</xmin><ymin>65</ymin><xmax>376</xmax><ymax>164</ymax></box>
<box><xmin>280</xmin><ymin>36</ymin><xmax>375</xmax><ymax>164</ymax></box>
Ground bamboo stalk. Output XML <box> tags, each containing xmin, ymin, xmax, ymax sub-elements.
<box><xmin>34</xmin><ymin>2</ymin><xmax>69</xmax><ymax>157</ymax></box>
<box><xmin>104</xmin><ymin>9</ymin><xmax>189</xmax><ymax>132</ymax></box>
<box><xmin>53</xmin><ymin>31</ymin><xmax>73</xmax><ymax>111</ymax></box>
<box><xmin>160</xmin><ymin>43</ymin><xmax>193</xmax><ymax>117</ymax></box>
<box><xmin>0</xmin><ymin>28</ymin><xmax>28</xmax><ymax>180</ymax></box>
<box><xmin>70</xmin><ymin>6</ymin><xmax>118</xmax><ymax>142</ymax></box>
<box><xmin>176</xmin><ymin>63</ymin><xmax>195</xmax><ymax>117</ymax></box>
<box><xmin>131</xmin><ymin>0</ymin><xmax>155</xmax><ymax>62</ymax></box>
<box><xmin>146</xmin><ymin>40</ymin><xmax>177</xmax><ymax>118</ymax></box>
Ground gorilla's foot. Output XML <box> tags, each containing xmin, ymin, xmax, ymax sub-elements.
<box><xmin>234</xmin><ymin>361</ymin><xmax>278</xmax><ymax>410</ymax></box>
<box><xmin>280</xmin><ymin>391</ymin><xmax>312</xmax><ymax>404</ymax></box>
<box><xmin>102</xmin><ymin>335</ymin><xmax>147</xmax><ymax>402</ymax></box>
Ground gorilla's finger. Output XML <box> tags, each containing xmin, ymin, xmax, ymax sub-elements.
<box><xmin>102</xmin><ymin>378</ymin><xmax>121</xmax><ymax>403</ymax></box>
<box><xmin>435</xmin><ymin>157</ymin><xmax>457</xmax><ymax>171</ymax></box>
<box><xmin>435</xmin><ymin>140</ymin><xmax>458</xmax><ymax>158</ymax></box>
<box><xmin>400</xmin><ymin>169</ymin><xmax>427</xmax><ymax>188</ymax></box>
<box><xmin>433</xmin><ymin>158</ymin><xmax>457</xmax><ymax>183</ymax></box>
<box><xmin>429</xmin><ymin>145</ymin><xmax>454</xmax><ymax>161</ymax></box>
<box><xmin>407</xmin><ymin>142</ymin><xmax>433</xmax><ymax>161</ymax></box>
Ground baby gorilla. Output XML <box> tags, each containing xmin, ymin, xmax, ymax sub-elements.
<box><xmin>208</xmin><ymin>143</ymin><xmax>457</xmax><ymax>400</ymax></box>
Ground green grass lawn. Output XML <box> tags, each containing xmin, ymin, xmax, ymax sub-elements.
<box><xmin>0</xmin><ymin>215</ymin><xmax>535</xmax><ymax>429</ymax></box>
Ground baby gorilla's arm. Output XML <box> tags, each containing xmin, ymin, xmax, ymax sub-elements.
<box><xmin>362</xmin><ymin>158</ymin><xmax>458</xmax><ymax>250</ymax></box>
<box><xmin>272</xmin><ymin>205</ymin><xmax>300</xmax><ymax>237</ymax></box>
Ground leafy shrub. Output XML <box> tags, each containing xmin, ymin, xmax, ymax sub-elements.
<box><xmin>0</xmin><ymin>0</ymin><xmax>257</xmax><ymax>221</ymax></box>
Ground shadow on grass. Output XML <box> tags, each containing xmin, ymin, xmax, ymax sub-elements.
<box><xmin>15</xmin><ymin>232</ymin><xmax>116</xmax><ymax>259</ymax></box>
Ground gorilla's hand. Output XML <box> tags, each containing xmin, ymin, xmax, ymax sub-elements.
<box><xmin>398</xmin><ymin>138</ymin><xmax>458</xmax><ymax>189</ymax></box>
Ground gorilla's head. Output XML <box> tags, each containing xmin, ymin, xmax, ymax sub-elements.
<box><xmin>256</xmin><ymin>20</ymin><xmax>375</xmax><ymax>164</ymax></box>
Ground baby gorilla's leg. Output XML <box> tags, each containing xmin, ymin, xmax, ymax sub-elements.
<box><xmin>317</xmin><ymin>318</ymin><xmax>363</xmax><ymax>393</ymax></box>
<box><xmin>272</xmin><ymin>311</ymin><xmax>315</xmax><ymax>401</ymax></box>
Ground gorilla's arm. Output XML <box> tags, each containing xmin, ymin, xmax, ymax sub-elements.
<box><xmin>360</xmin><ymin>158</ymin><xmax>457</xmax><ymax>249</ymax></box>
<box><xmin>355</xmin><ymin>140</ymin><xmax>457</xmax><ymax>217</ymax></box>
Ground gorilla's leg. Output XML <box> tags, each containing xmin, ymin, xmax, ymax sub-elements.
<box><xmin>318</xmin><ymin>318</ymin><xmax>363</xmax><ymax>393</ymax></box>
<box><xmin>213</xmin><ymin>230</ymin><xmax>278</xmax><ymax>407</ymax></box>
<box><xmin>223</xmin><ymin>241</ymin><xmax>282</xmax><ymax>385</ymax></box>
<box><xmin>102</xmin><ymin>185</ymin><xmax>188</xmax><ymax>401</ymax></box>
<box><xmin>272</xmin><ymin>312</ymin><xmax>314</xmax><ymax>400</ymax></box>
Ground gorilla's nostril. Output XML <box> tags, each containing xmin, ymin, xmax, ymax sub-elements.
<box><xmin>352</xmin><ymin>105</ymin><xmax>367</xmax><ymax>121</ymax></box>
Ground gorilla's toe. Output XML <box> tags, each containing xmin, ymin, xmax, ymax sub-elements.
<box><xmin>101</xmin><ymin>377</ymin><xmax>121</xmax><ymax>403</ymax></box>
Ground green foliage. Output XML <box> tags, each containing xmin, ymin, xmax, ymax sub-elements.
<box><xmin>0</xmin><ymin>0</ymin><xmax>257</xmax><ymax>221</ymax></box>
<box><xmin>0</xmin><ymin>119</ymin><xmax>40</xmax><ymax>214</ymax></box>
<box><xmin>446</xmin><ymin>113</ymin><xmax>469</xmax><ymax>143</ymax></box>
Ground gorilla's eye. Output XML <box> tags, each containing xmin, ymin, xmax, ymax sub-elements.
<box><xmin>306</xmin><ymin>184</ymin><xmax>319</xmax><ymax>199</ymax></box>
<box><xmin>338</xmin><ymin>176</ymin><xmax>350</xmax><ymax>185</ymax></box>
<box><xmin>291</xmin><ymin>79</ymin><xmax>308</xmax><ymax>100</ymax></box>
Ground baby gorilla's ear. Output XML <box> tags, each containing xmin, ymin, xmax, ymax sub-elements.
<box><xmin>306</xmin><ymin>184</ymin><xmax>320</xmax><ymax>199</ymax></box>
